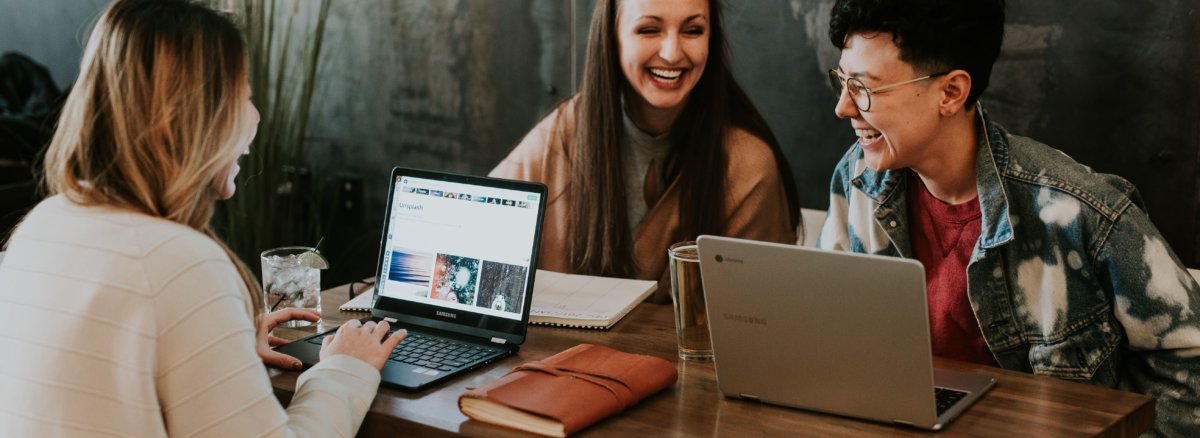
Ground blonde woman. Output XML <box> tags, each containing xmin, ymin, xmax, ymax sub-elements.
<box><xmin>0</xmin><ymin>0</ymin><xmax>404</xmax><ymax>435</ymax></box>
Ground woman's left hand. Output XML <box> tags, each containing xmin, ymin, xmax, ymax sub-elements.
<box><xmin>257</xmin><ymin>308</ymin><xmax>320</xmax><ymax>370</ymax></box>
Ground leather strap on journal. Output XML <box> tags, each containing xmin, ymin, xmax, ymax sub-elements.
<box><xmin>510</xmin><ymin>361</ymin><xmax>639</xmax><ymax>410</ymax></box>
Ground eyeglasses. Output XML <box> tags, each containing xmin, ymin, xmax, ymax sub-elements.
<box><xmin>827</xmin><ymin>68</ymin><xmax>949</xmax><ymax>112</ymax></box>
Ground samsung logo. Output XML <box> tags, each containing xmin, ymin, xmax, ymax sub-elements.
<box><xmin>723</xmin><ymin>313</ymin><xmax>766</xmax><ymax>326</ymax></box>
<box><xmin>436</xmin><ymin>311</ymin><xmax>457</xmax><ymax>319</ymax></box>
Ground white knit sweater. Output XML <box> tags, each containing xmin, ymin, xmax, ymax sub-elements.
<box><xmin>0</xmin><ymin>195</ymin><xmax>380</xmax><ymax>437</ymax></box>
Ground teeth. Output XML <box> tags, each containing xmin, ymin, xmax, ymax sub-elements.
<box><xmin>855</xmin><ymin>128</ymin><xmax>881</xmax><ymax>139</ymax></box>
<box><xmin>650</xmin><ymin>68</ymin><xmax>683</xmax><ymax>80</ymax></box>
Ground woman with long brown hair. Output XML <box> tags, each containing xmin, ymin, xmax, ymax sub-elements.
<box><xmin>0</xmin><ymin>0</ymin><xmax>403</xmax><ymax>435</ymax></box>
<box><xmin>492</xmin><ymin>0</ymin><xmax>799</xmax><ymax>300</ymax></box>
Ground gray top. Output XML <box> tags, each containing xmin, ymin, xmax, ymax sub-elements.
<box><xmin>621</xmin><ymin>109</ymin><xmax>671</xmax><ymax>231</ymax></box>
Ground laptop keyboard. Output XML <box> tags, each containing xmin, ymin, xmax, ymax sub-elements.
<box><xmin>306</xmin><ymin>330</ymin><xmax>503</xmax><ymax>373</ymax></box>
<box><xmin>386</xmin><ymin>332</ymin><xmax>502</xmax><ymax>371</ymax></box>
<box><xmin>934</xmin><ymin>387</ymin><xmax>969</xmax><ymax>416</ymax></box>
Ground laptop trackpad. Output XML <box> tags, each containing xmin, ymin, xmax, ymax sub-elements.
<box><xmin>381</xmin><ymin>361</ymin><xmax>442</xmax><ymax>387</ymax></box>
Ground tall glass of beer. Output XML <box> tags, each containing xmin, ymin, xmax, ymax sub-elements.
<box><xmin>668</xmin><ymin>241</ymin><xmax>712</xmax><ymax>360</ymax></box>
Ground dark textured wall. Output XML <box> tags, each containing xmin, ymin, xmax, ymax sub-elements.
<box><xmin>0</xmin><ymin>0</ymin><xmax>107</xmax><ymax>88</ymax></box>
<box><xmin>302</xmin><ymin>0</ymin><xmax>573</xmax><ymax>284</ymax></box>
<box><xmin>3</xmin><ymin>0</ymin><xmax>1198</xmax><ymax>285</ymax></box>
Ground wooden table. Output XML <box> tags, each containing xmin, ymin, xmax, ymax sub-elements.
<box><xmin>269</xmin><ymin>284</ymin><xmax>1155</xmax><ymax>437</ymax></box>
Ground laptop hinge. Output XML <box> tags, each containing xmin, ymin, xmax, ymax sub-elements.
<box><xmin>490</xmin><ymin>337</ymin><xmax>507</xmax><ymax>344</ymax></box>
<box><xmin>383</xmin><ymin>317</ymin><xmax>398</xmax><ymax>323</ymax></box>
<box><xmin>892</xmin><ymin>419</ymin><xmax>914</xmax><ymax>427</ymax></box>
<box><xmin>739</xmin><ymin>394</ymin><xmax>760</xmax><ymax>401</ymax></box>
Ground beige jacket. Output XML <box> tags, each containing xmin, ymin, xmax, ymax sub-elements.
<box><xmin>491</xmin><ymin>104</ymin><xmax>796</xmax><ymax>302</ymax></box>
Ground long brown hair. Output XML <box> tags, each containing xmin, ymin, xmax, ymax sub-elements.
<box><xmin>565</xmin><ymin>0</ymin><xmax>800</xmax><ymax>277</ymax></box>
<box><xmin>43</xmin><ymin>0</ymin><xmax>263</xmax><ymax>316</ymax></box>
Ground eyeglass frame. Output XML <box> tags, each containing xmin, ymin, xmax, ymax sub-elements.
<box><xmin>828</xmin><ymin>68</ymin><xmax>950</xmax><ymax>112</ymax></box>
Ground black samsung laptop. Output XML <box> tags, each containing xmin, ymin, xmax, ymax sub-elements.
<box><xmin>276</xmin><ymin>167</ymin><xmax>547</xmax><ymax>391</ymax></box>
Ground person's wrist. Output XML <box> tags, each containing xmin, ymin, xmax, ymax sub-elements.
<box><xmin>316</xmin><ymin>353</ymin><xmax>381</xmax><ymax>374</ymax></box>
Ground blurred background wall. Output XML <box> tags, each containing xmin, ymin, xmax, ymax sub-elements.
<box><xmin>3</xmin><ymin>0</ymin><xmax>1197</xmax><ymax>287</ymax></box>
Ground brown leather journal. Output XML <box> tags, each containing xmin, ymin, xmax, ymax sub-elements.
<box><xmin>458</xmin><ymin>343</ymin><xmax>678</xmax><ymax>437</ymax></box>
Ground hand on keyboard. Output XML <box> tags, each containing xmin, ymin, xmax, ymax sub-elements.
<box><xmin>320</xmin><ymin>319</ymin><xmax>408</xmax><ymax>369</ymax></box>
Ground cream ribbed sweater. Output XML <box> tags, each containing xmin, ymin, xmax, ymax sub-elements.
<box><xmin>0</xmin><ymin>195</ymin><xmax>380</xmax><ymax>437</ymax></box>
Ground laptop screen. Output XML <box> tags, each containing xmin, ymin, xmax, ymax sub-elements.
<box><xmin>372</xmin><ymin>168</ymin><xmax>546</xmax><ymax>342</ymax></box>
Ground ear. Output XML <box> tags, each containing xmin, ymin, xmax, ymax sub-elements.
<box><xmin>938</xmin><ymin>70</ymin><xmax>972</xmax><ymax>117</ymax></box>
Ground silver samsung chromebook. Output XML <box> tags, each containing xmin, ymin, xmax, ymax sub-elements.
<box><xmin>697</xmin><ymin>235</ymin><xmax>995</xmax><ymax>430</ymax></box>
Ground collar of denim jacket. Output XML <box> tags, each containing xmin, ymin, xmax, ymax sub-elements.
<box><xmin>971</xmin><ymin>105</ymin><xmax>1015</xmax><ymax>251</ymax></box>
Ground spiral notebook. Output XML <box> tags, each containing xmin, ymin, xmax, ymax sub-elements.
<box><xmin>342</xmin><ymin>273</ymin><xmax>655</xmax><ymax>327</ymax></box>
<box><xmin>528</xmin><ymin>270</ymin><xmax>657</xmax><ymax>330</ymax></box>
<box><xmin>339</xmin><ymin>286</ymin><xmax>375</xmax><ymax>312</ymax></box>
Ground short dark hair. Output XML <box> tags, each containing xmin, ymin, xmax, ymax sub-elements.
<box><xmin>829</xmin><ymin>0</ymin><xmax>1005</xmax><ymax>106</ymax></box>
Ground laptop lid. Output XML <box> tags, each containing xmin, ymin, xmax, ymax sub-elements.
<box><xmin>697</xmin><ymin>235</ymin><xmax>992</xmax><ymax>430</ymax></box>
<box><xmin>370</xmin><ymin>167</ymin><xmax>546</xmax><ymax>346</ymax></box>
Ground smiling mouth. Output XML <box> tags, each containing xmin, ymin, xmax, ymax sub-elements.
<box><xmin>648</xmin><ymin>67</ymin><xmax>684</xmax><ymax>84</ymax></box>
<box><xmin>855</xmin><ymin>128</ymin><xmax>882</xmax><ymax>146</ymax></box>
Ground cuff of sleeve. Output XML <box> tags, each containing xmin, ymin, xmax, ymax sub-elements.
<box><xmin>297</xmin><ymin>354</ymin><xmax>381</xmax><ymax>397</ymax></box>
<box><xmin>312</xmin><ymin>354</ymin><xmax>380</xmax><ymax>381</ymax></box>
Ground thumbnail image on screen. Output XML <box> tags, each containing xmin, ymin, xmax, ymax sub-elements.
<box><xmin>476</xmin><ymin>261</ymin><xmax>527</xmax><ymax>313</ymax></box>
<box><xmin>386</xmin><ymin>249</ymin><xmax>434</xmax><ymax>298</ymax></box>
<box><xmin>430</xmin><ymin>253</ymin><xmax>479</xmax><ymax>305</ymax></box>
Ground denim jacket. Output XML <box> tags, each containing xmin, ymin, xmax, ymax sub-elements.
<box><xmin>817</xmin><ymin>110</ymin><xmax>1200</xmax><ymax>437</ymax></box>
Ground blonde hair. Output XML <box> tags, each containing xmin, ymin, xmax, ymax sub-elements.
<box><xmin>44</xmin><ymin>0</ymin><xmax>263</xmax><ymax>316</ymax></box>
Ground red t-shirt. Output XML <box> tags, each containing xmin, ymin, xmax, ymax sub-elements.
<box><xmin>906</xmin><ymin>171</ymin><xmax>998</xmax><ymax>366</ymax></box>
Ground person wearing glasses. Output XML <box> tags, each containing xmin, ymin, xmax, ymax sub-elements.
<box><xmin>491</xmin><ymin>0</ymin><xmax>799</xmax><ymax>302</ymax></box>
<box><xmin>816</xmin><ymin>1</ymin><xmax>1200</xmax><ymax>435</ymax></box>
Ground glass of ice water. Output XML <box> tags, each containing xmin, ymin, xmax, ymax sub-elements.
<box><xmin>260</xmin><ymin>246</ymin><xmax>326</xmax><ymax>327</ymax></box>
